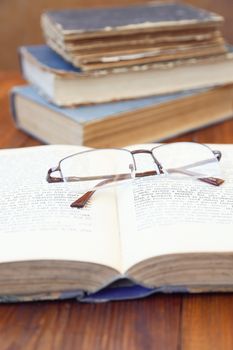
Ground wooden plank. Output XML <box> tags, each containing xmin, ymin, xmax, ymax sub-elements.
<box><xmin>171</xmin><ymin>119</ymin><xmax>233</xmax><ymax>144</ymax></box>
<box><xmin>181</xmin><ymin>294</ymin><xmax>233</xmax><ymax>350</ymax></box>
<box><xmin>0</xmin><ymin>296</ymin><xmax>181</xmax><ymax>350</ymax></box>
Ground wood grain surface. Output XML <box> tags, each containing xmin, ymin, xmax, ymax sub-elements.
<box><xmin>1</xmin><ymin>71</ymin><xmax>233</xmax><ymax>349</ymax></box>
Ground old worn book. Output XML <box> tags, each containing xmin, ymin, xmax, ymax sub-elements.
<box><xmin>1</xmin><ymin>142</ymin><xmax>233</xmax><ymax>302</ymax></box>
<box><xmin>41</xmin><ymin>2</ymin><xmax>226</xmax><ymax>71</ymax></box>
<box><xmin>19</xmin><ymin>45</ymin><xmax>233</xmax><ymax>106</ymax></box>
<box><xmin>10</xmin><ymin>84</ymin><xmax>233</xmax><ymax>148</ymax></box>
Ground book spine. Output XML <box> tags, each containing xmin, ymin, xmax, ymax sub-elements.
<box><xmin>17</xmin><ymin>47</ymin><xmax>25</xmax><ymax>80</ymax></box>
<box><xmin>9</xmin><ymin>89</ymin><xmax>51</xmax><ymax>145</ymax></box>
<box><xmin>9</xmin><ymin>88</ymin><xmax>19</xmax><ymax>127</ymax></box>
<box><xmin>9</xmin><ymin>88</ymin><xmax>45</xmax><ymax>144</ymax></box>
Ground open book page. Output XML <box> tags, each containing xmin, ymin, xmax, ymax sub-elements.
<box><xmin>117</xmin><ymin>144</ymin><xmax>233</xmax><ymax>272</ymax></box>
<box><xmin>0</xmin><ymin>145</ymin><xmax>121</xmax><ymax>271</ymax></box>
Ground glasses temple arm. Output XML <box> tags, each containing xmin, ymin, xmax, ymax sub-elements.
<box><xmin>70</xmin><ymin>170</ymin><xmax>157</xmax><ymax>208</ymax></box>
<box><xmin>166</xmin><ymin>156</ymin><xmax>224</xmax><ymax>185</ymax></box>
<box><xmin>70</xmin><ymin>174</ymin><xmax>129</xmax><ymax>208</ymax></box>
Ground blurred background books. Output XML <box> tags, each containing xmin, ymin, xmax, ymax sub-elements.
<box><xmin>9</xmin><ymin>2</ymin><xmax>233</xmax><ymax>147</ymax></box>
<box><xmin>41</xmin><ymin>3</ymin><xmax>226</xmax><ymax>71</ymax></box>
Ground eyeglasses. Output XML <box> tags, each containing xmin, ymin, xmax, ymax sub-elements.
<box><xmin>46</xmin><ymin>142</ymin><xmax>224</xmax><ymax>208</ymax></box>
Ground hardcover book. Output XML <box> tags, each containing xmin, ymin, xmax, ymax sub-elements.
<box><xmin>1</xmin><ymin>143</ymin><xmax>233</xmax><ymax>302</ymax></box>
<box><xmin>19</xmin><ymin>45</ymin><xmax>233</xmax><ymax>106</ymax></box>
<box><xmin>41</xmin><ymin>2</ymin><xmax>226</xmax><ymax>71</ymax></box>
<box><xmin>10</xmin><ymin>84</ymin><xmax>233</xmax><ymax>147</ymax></box>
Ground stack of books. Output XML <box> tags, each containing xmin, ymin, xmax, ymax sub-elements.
<box><xmin>10</xmin><ymin>2</ymin><xmax>233</xmax><ymax>147</ymax></box>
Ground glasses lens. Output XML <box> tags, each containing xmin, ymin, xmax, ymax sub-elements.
<box><xmin>60</xmin><ymin>149</ymin><xmax>135</xmax><ymax>187</ymax></box>
<box><xmin>152</xmin><ymin>142</ymin><xmax>221</xmax><ymax>179</ymax></box>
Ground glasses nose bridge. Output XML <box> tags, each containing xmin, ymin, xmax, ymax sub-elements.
<box><xmin>131</xmin><ymin>149</ymin><xmax>164</xmax><ymax>173</ymax></box>
<box><xmin>131</xmin><ymin>149</ymin><xmax>154</xmax><ymax>170</ymax></box>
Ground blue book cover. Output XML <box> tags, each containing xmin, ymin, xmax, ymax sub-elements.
<box><xmin>19</xmin><ymin>45</ymin><xmax>83</xmax><ymax>75</ymax></box>
<box><xmin>11</xmin><ymin>85</ymin><xmax>205</xmax><ymax>126</ymax></box>
<box><xmin>0</xmin><ymin>277</ymin><xmax>189</xmax><ymax>303</ymax></box>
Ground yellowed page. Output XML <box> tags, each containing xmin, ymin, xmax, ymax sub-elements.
<box><xmin>117</xmin><ymin>144</ymin><xmax>233</xmax><ymax>272</ymax></box>
<box><xmin>0</xmin><ymin>145</ymin><xmax>121</xmax><ymax>271</ymax></box>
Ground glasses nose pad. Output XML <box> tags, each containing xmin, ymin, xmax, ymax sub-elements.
<box><xmin>129</xmin><ymin>163</ymin><xmax>136</xmax><ymax>179</ymax></box>
<box><xmin>153</xmin><ymin>157</ymin><xmax>167</xmax><ymax>175</ymax></box>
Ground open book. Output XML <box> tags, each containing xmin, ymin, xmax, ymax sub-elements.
<box><xmin>1</xmin><ymin>143</ymin><xmax>233</xmax><ymax>302</ymax></box>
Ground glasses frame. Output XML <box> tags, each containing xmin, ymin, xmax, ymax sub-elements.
<box><xmin>46</xmin><ymin>143</ymin><xmax>223</xmax><ymax>208</ymax></box>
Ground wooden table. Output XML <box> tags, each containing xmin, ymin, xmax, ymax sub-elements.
<box><xmin>1</xmin><ymin>72</ymin><xmax>233</xmax><ymax>350</ymax></box>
